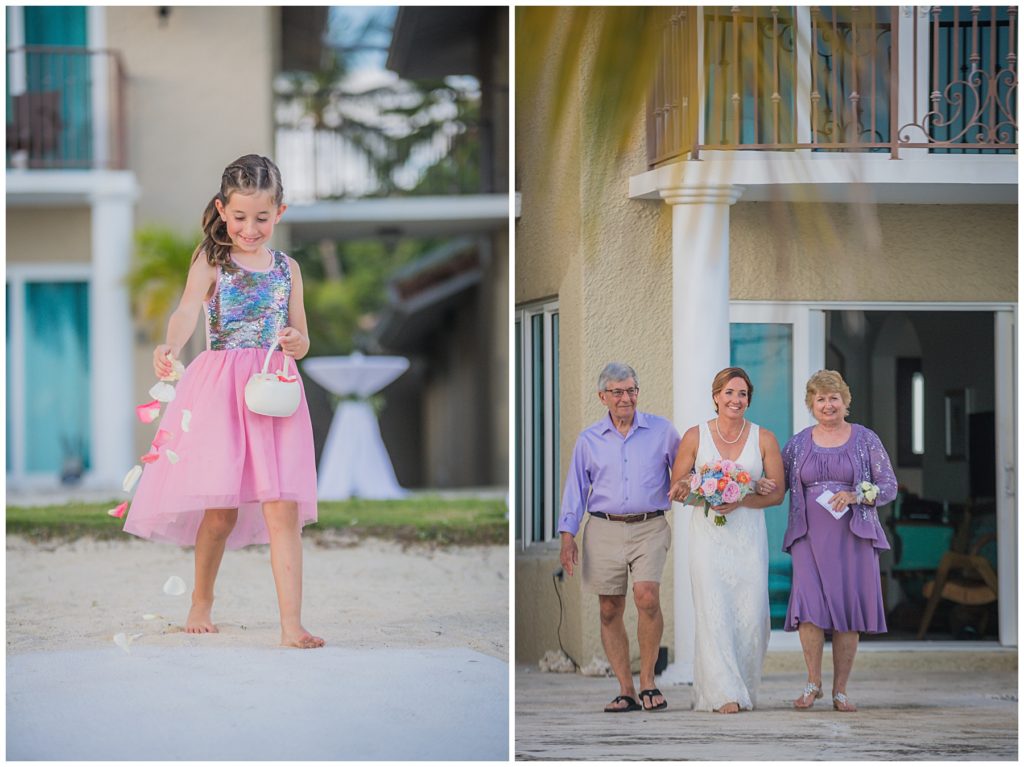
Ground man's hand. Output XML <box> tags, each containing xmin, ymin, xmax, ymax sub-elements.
<box><xmin>559</xmin><ymin>532</ymin><xmax>579</xmax><ymax>578</ymax></box>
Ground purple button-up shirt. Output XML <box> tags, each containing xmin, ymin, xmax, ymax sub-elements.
<box><xmin>558</xmin><ymin>411</ymin><xmax>681</xmax><ymax>536</ymax></box>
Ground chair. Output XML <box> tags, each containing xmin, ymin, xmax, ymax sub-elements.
<box><xmin>6</xmin><ymin>91</ymin><xmax>63</xmax><ymax>163</ymax></box>
<box><xmin>915</xmin><ymin>502</ymin><xmax>998</xmax><ymax>640</ymax></box>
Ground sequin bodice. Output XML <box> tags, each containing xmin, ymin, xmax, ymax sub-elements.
<box><xmin>206</xmin><ymin>250</ymin><xmax>291</xmax><ymax>350</ymax></box>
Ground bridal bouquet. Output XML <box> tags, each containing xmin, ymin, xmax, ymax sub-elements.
<box><xmin>684</xmin><ymin>460</ymin><xmax>754</xmax><ymax>526</ymax></box>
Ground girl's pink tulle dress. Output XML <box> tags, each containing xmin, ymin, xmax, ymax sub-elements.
<box><xmin>124</xmin><ymin>249</ymin><xmax>318</xmax><ymax>549</ymax></box>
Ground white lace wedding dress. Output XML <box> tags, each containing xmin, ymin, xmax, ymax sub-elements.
<box><xmin>689</xmin><ymin>420</ymin><xmax>771</xmax><ymax>711</ymax></box>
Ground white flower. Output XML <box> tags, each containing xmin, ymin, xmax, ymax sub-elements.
<box><xmin>160</xmin><ymin>356</ymin><xmax>186</xmax><ymax>382</ymax></box>
<box><xmin>180</xmin><ymin>409</ymin><xmax>192</xmax><ymax>432</ymax></box>
<box><xmin>148</xmin><ymin>381</ymin><xmax>176</xmax><ymax>403</ymax></box>
<box><xmin>165</xmin><ymin>449</ymin><xmax>180</xmax><ymax>464</ymax></box>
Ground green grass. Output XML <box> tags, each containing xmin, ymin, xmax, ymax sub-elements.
<box><xmin>6</xmin><ymin>497</ymin><xmax>509</xmax><ymax>546</ymax></box>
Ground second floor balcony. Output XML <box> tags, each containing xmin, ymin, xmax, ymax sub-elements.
<box><xmin>6</xmin><ymin>46</ymin><xmax>127</xmax><ymax>171</ymax></box>
<box><xmin>648</xmin><ymin>6</ymin><xmax>1018</xmax><ymax>166</ymax></box>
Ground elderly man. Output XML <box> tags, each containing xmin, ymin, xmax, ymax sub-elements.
<box><xmin>559</xmin><ymin>362</ymin><xmax>680</xmax><ymax>712</ymax></box>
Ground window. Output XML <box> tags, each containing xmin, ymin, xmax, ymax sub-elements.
<box><xmin>897</xmin><ymin>357</ymin><xmax>924</xmax><ymax>467</ymax></box>
<box><xmin>515</xmin><ymin>300</ymin><xmax>559</xmax><ymax>545</ymax></box>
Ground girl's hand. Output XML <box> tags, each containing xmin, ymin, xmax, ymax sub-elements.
<box><xmin>153</xmin><ymin>344</ymin><xmax>173</xmax><ymax>379</ymax></box>
<box><xmin>278</xmin><ymin>327</ymin><xmax>309</xmax><ymax>358</ymax></box>
<box><xmin>755</xmin><ymin>478</ymin><xmax>777</xmax><ymax>495</ymax></box>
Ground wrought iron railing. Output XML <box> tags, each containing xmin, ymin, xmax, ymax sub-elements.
<box><xmin>6</xmin><ymin>46</ymin><xmax>127</xmax><ymax>170</ymax></box>
<box><xmin>647</xmin><ymin>6</ymin><xmax>1018</xmax><ymax>164</ymax></box>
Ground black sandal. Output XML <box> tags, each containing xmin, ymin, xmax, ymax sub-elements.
<box><xmin>639</xmin><ymin>688</ymin><xmax>668</xmax><ymax>711</ymax></box>
<box><xmin>604</xmin><ymin>695</ymin><xmax>642</xmax><ymax>713</ymax></box>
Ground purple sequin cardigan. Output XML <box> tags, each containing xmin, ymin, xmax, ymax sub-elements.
<box><xmin>781</xmin><ymin>423</ymin><xmax>897</xmax><ymax>553</ymax></box>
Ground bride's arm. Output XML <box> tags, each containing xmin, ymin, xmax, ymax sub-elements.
<box><xmin>739</xmin><ymin>428</ymin><xmax>786</xmax><ymax>509</ymax></box>
<box><xmin>668</xmin><ymin>426</ymin><xmax>699</xmax><ymax>503</ymax></box>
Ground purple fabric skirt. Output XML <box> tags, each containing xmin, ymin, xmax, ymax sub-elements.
<box><xmin>785</xmin><ymin>485</ymin><xmax>887</xmax><ymax>634</ymax></box>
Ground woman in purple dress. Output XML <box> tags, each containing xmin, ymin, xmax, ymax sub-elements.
<box><xmin>759</xmin><ymin>370</ymin><xmax>897</xmax><ymax>712</ymax></box>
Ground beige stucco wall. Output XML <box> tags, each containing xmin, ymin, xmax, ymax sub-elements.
<box><xmin>731</xmin><ymin>203</ymin><xmax>1017</xmax><ymax>302</ymax></box>
<box><xmin>515</xmin><ymin>10</ymin><xmax>675</xmax><ymax>666</ymax></box>
<box><xmin>6</xmin><ymin>209</ymin><xmax>92</xmax><ymax>263</ymax></box>
<box><xmin>106</xmin><ymin>6</ymin><xmax>277</xmax><ymax>234</ymax></box>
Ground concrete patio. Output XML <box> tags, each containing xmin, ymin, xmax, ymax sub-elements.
<box><xmin>515</xmin><ymin>645</ymin><xmax>1017</xmax><ymax>761</ymax></box>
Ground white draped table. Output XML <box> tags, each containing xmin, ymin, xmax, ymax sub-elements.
<box><xmin>301</xmin><ymin>353</ymin><xmax>410</xmax><ymax>500</ymax></box>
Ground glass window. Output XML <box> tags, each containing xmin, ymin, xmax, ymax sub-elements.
<box><xmin>731</xmin><ymin>321</ymin><xmax>793</xmax><ymax>629</ymax></box>
<box><xmin>704</xmin><ymin>6</ymin><xmax>797</xmax><ymax>146</ymax></box>
<box><xmin>516</xmin><ymin>301</ymin><xmax>559</xmax><ymax>544</ymax></box>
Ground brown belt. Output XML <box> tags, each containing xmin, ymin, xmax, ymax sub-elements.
<box><xmin>589</xmin><ymin>510</ymin><xmax>665</xmax><ymax>523</ymax></box>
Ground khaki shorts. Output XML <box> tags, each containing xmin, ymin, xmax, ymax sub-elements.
<box><xmin>581</xmin><ymin>513</ymin><xmax>671</xmax><ymax>596</ymax></box>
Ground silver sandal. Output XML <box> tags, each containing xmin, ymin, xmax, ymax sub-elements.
<box><xmin>832</xmin><ymin>691</ymin><xmax>857</xmax><ymax>712</ymax></box>
<box><xmin>794</xmin><ymin>681</ymin><xmax>823</xmax><ymax>709</ymax></box>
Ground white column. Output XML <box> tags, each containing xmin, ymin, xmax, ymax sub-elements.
<box><xmin>88</xmin><ymin>191</ymin><xmax>135</xmax><ymax>488</ymax></box>
<box><xmin>658</xmin><ymin>183</ymin><xmax>743</xmax><ymax>684</ymax></box>
<box><xmin>895</xmin><ymin>6</ymin><xmax>930</xmax><ymax>159</ymax></box>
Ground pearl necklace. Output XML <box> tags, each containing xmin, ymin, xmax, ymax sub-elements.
<box><xmin>715</xmin><ymin>417</ymin><xmax>746</xmax><ymax>445</ymax></box>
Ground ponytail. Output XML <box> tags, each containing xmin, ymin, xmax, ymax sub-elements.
<box><xmin>192</xmin><ymin>154</ymin><xmax>285</xmax><ymax>271</ymax></box>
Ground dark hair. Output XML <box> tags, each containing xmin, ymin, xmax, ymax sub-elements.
<box><xmin>191</xmin><ymin>154</ymin><xmax>284</xmax><ymax>271</ymax></box>
<box><xmin>711</xmin><ymin>367</ymin><xmax>754</xmax><ymax>413</ymax></box>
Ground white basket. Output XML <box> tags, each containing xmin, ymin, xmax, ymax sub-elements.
<box><xmin>244</xmin><ymin>341</ymin><xmax>300</xmax><ymax>417</ymax></box>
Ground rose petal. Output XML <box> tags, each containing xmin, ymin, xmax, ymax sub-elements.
<box><xmin>142</xmin><ymin>613</ymin><xmax>162</xmax><ymax>621</ymax></box>
<box><xmin>113</xmin><ymin>632</ymin><xmax>132</xmax><ymax>654</ymax></box>
<box><xmin>148</xmin><ymin>381</ymin><xmax>176</xmax><ymax>403</ymax></box>
<box><xmin>162</xmin><ymin>575</ymin><xmax>186</xmax><ymax>596</ymax></box>
<box><xmin>122</xmin><ymin>465</ymin><xmax>143</xmax><ymax>493</ymax></box>
<box><xmin>140</xmin><ymin>451</ymin><xmax>160</xmax><ymax>464</ymax></box>
<box><xmin>135</xmin><ymin>400</ymin><xmax>162</xmax><ymax>424</ymax></box>
<box><xmin>151</xmin><ymin>429</ymin><xmax>173</xmax><ymax>449</ymax></box>
<box><xmin>107</xmin><ymin>501</ymin><xmax>129</xmax><ymax>518</ymax></box>
<box><xmin>180</xmin><ymin>409</ymin><xmax>192</xmax><ymax>433</ymax></box>
<box><xmin>165</xmin><ymin>449</ymin><xmax>180</xmax><ymax>464</ymax></box>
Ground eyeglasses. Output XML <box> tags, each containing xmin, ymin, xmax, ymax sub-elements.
<box><xmin>604</xmin><ymin>387</ymin><xmax>639</xmax><ymax>399</ymax></box>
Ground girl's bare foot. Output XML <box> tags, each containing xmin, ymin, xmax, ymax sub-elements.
<box><xmin>185</xmin><ymin>601</ymin><xmax>218</xmax><ymax>633</ymax></box>
<box><xmin>715</xmin><ymin>702</ymin><xmax>740</xmax><ymax>714</ymax></box>
<box><xmin>281</xmin><ymin>627</ymin><xmax>325</xmax><ymax>649</ymax></box>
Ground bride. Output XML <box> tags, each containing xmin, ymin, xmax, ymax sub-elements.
<box><xmin>669</xmin><ymin>367</ymin><xmax>785</xmax><ymax>713</ymax></box>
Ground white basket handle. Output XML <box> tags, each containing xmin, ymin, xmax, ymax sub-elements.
<box><xmin>260</xmin><ymin>339</ymin><xmax>292</xmax><ymax>377</ymax></box>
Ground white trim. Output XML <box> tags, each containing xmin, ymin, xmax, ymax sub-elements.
<box><xmin>516</xmin><ymin>299</ymin><xmax>560</xmax><ymax>548</ymax></box>
<box><xmin>5</xmin><ymin>170</ymin><xmax>140</xmax><ymax>205</ymax></box>
<box><xmin>733</xmin><ymin>299</ymin><xmax>1017</xmax><ymax>313</ymax></box>
<box><xmin>994</xmin><ymin>309</ymin><xmax>1017</xmax><ymax>647</ymax></box>
<box><xmin>88</xmin><ymin>6</ymin><xmax>111</xmax><ymax>169</ymax></box>
<box><xmin>6</xmin><ymin>263</ymin><xmax>92</xmax><ymax>281</ymax></box>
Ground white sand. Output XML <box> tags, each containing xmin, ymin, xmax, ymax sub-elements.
<box><xmin>6</xmin><ymin>533</ymin><xmax>508</xmax><ymax>659</ymax></box>
<box><xmin>6</xmin><ymin>534</ymin><xmax>509</xmax><ymax>760</ymax></box>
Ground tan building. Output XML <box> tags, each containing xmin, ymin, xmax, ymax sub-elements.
<box><xmin>515</xmin><ymin>6</ymin><xmax>1017</xmax><ymax>675</ymax></box>
<box><xmin>6</xmin><ymin>6</ymin><xmax>319</xmax><ymax>489</ymax></box>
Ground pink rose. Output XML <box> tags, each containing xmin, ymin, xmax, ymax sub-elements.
<box><xmin>722</xmin><ymin>481</ymin><xmax>741</xmax><ymax>504</ymax></box>
<box><xmin>720</xmin><ymin>459</ymin><xmax>736</xmax><ymax>474</ymax></box>
<box><xmin>701</xmin><ymin>477</ymin><xmax>718</xmax><ymax>496</ymax></box>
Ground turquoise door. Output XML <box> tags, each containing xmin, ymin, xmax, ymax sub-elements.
<box><xmin>731</xmin><ymin>322</ymin><xmax>794</xmax><ymax>628</ymax></box>
<box><xmin>23</xmin><ymin>6</ymin><xmax>91</xmax><ymax>166</ymax></box>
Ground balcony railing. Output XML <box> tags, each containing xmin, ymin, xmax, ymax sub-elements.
<box><xmin>6</xmin><ymin>46</ymin><xmax>127</xmax><ymax>171</ymax></box>
<box><xmin>648</xmin><ymin>6</ymin><xmax>1018</xmax><ymax>165</ymax></box>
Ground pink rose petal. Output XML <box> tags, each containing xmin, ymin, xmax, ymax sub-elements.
<box><xmin>107</xmin><ymin>501</ymin><xmax>128</xmax><ymax>518</ymax></box>
<box><xmin>135</xmin><ymin>400</ymin><xmax>161</xmax><ymax>424</ymax></box>
<box><xmin>165</xmin><ymin>449</ymin><xmax>180</xmax><ymax>464</ymax></box>
<box><xmin>151</xmin><ymin>429</ymin><xmax>173</xmax><ymax>449</ymax></box>
<box><xmin>140</xmin><ymin>450</ymin><xmax>160</xmax><ymax>464</ymax></box>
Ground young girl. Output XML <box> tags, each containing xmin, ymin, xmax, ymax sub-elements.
<box><xmin>124</xmin><ymin>154</ymin><xmax>323</xmax><ymax>649</ymax></box>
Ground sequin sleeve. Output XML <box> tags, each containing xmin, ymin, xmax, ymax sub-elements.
<box><xmin>862</xmin><ymin>427</ymin><xmax>898</xmax><ymax>507</ymax></box>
